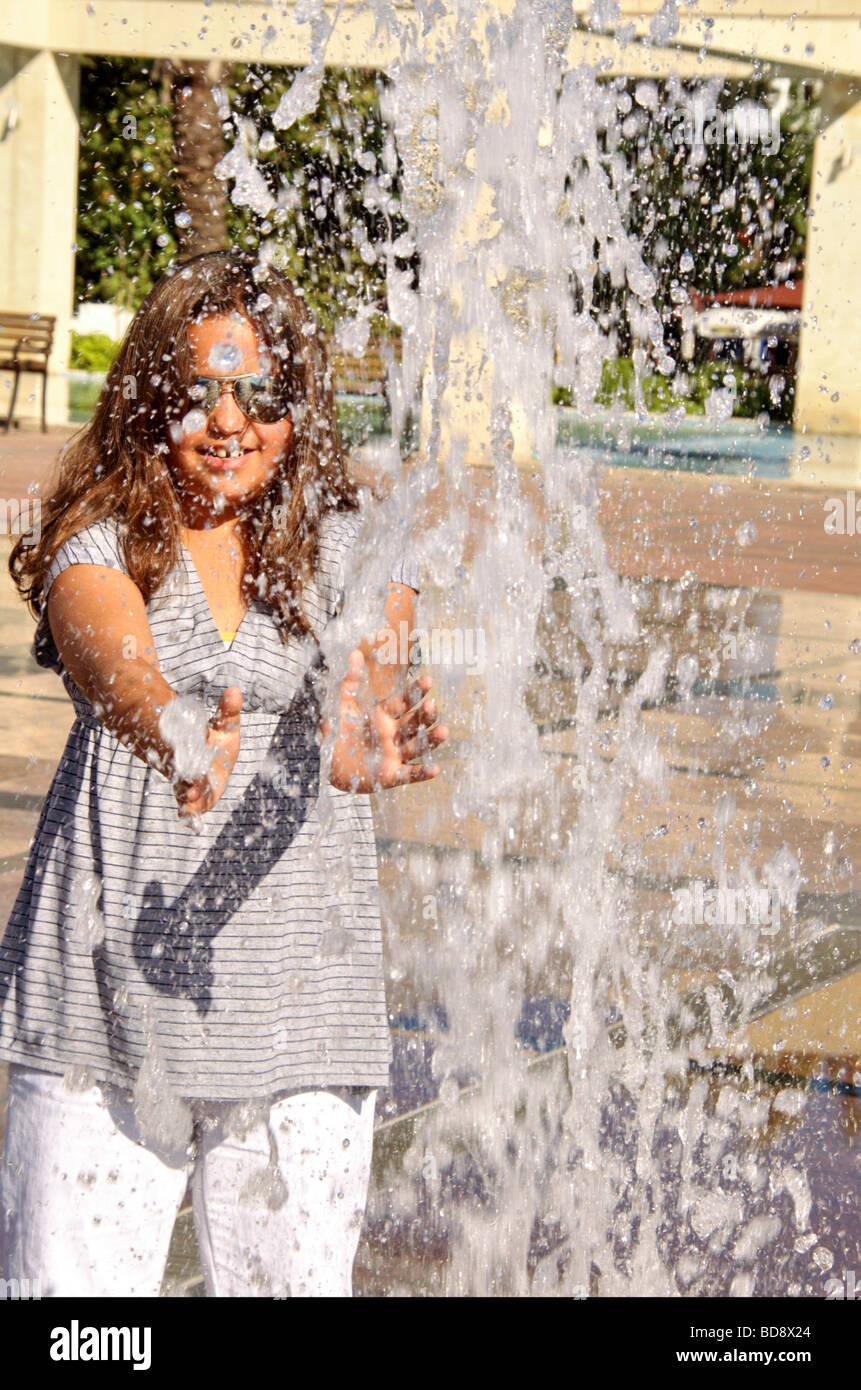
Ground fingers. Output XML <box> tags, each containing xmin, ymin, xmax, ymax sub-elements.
<box><xmin>388</xmin><ymin>760</ymin><xmax>443</xmax><ymax>785</ymax></box>
<box><xmin>375</xmin><ymin>673</ymin><xmax>435</xmax><ymax>723</ymax></box>
<box><xmin>405</xmin><ymin>673</ymin><xmax>433</xmax><ymax>708</ymax></box>
<box><xmin>379</xmin><ymin>671</ymin><xmax>448</xmax><ymax>773</ymax></box>
<box><xmin>176</xmin><ymin>688</ymin><xmax>242</xmax><ymax>820</ymax></box>
<box><xmin>210</xmin><ymin>686</ymin><xmax>242</xmax><ymax>732</ymax></box>
<box><xmin>176</xmin><ymin>774</ymin><xmax>209</xmax><ymax>817</ymax></box>
<box><xmin>396</xmin><ymin>694</ymin><xmax>439</xmax><ymax>741</ymax></box>
<box><xmin>395</xmin><ymin>722</ymin><xmax>449</xmax><ymax>764</ymax></box>
<box><xmin>341</xmin><ymin>649</ymin><xmax>365</xmax><ymax>689</ymax></box>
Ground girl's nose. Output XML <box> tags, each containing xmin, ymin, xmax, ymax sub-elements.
<box><xmin>209</xmin><ymin>384</ymin><xmax>247</xmax><ymax>434</ymax></box>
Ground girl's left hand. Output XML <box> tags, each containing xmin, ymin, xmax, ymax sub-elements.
<box><xmin>328</xmin><ymin>649</ymin><xmax>449</xmax><ymax>792</ymax></box>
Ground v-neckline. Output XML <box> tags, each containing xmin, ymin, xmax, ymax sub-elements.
<box><xmin>180</xmin><ymin>538</ymin><xmax>251</xmax><ymax>650</ymax></box>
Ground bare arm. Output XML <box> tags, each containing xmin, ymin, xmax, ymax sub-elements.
<box><xmin>47</xmin><ymin>565</ymin><xmax>241</xmax><ymax>814</ymax></box>
<box><xmin>361</xmin><ymin>580</ymin><xmax>419</xmax><ymax>705</ymax></box>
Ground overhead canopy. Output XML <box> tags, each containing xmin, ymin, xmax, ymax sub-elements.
<box><xmin>690</xmin><ymin>282</ymin><xmax>804</xmax><ymax>312</ymax></box>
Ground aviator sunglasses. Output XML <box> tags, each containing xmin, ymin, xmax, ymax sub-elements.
<box><xmin>185</xmin><ymin>373</ymin><xmax>293</xmax><ymax>424</ymax></box>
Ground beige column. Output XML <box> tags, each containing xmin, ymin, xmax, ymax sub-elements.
<box><xmin>794</xmin><ymin>79</ymin><xmax>861</xmax><ymax>437</ymax></box>
<box><xmin>0</xmin><ymin>46</ymin><xmax>79</xmax><ymax>426</ymax></box>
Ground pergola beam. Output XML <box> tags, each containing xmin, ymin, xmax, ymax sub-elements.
<box><xmin>0</xmin><ymin>1</ymin><xmax>858</xmax><ymax>79</ymax></box>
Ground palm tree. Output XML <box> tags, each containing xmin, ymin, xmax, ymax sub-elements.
<box><xmin>166</xmin><ymin>60</ymin><xmax>229</xmax><ymax>259</ymax></box>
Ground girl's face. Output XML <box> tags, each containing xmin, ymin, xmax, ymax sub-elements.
<box><xmin>166</xmin><ymin>313</ymin><xmax>294</xmax><ymax>524</ymax></box>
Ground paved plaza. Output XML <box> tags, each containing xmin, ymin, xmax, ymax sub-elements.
<box><xmin>0</xmin><ymin>421</ymin><xmax>857</xmax><ymax>1293</ymax></box>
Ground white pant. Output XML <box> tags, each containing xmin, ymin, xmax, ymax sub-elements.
<box><xmin>0</xmin><ymin>1064</ymin><xmax>377</xmax><ymax>1297</ymax></box>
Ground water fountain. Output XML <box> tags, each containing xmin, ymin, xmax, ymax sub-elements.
<box><xmin>213</xmin><ymin>0</ymin><xmax>856</xmax><ymax>1298</ymax></box>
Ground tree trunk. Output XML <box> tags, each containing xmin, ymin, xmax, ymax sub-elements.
<box><xmin>169</xmin><ymin>60</ymin><xmax>228</xmax><ymax>260</ymax></box>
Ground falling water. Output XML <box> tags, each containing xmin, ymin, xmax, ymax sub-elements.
<box><xmin>215</xmin><ymin>0</ymin><xmax>848</xmax><ymax>1296</ymax></box>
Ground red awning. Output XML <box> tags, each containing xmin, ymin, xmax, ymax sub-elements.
<box><xmin>689</xmin><ymin>281</ymin><xmax>803</xmax><ymax>311</ymax></box>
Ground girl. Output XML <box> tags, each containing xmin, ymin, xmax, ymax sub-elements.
<box><xmin>0</xmin><ymin>250</ymin><xmax>447</xmax><ymax>1297</ymax></box>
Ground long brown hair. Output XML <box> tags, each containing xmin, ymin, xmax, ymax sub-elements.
<box><xmin>10</xmin><ymin>251</ymin><xmax>359</xmax><ymax>642</ymax></box>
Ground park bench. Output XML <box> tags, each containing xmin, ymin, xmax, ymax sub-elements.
<box><xmin>0</xmin><ymin>313</ymin><xmax>55</xmax><ymax>432</ymax></box>
<box><xmin>324</xmin><ymin>335</ymin><xmax>402</xmax><ymax>401</ymax></box>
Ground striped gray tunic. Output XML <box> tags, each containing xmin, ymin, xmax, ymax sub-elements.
<box><xmin>0</xmin><ymin>511</ymin><xmax>419</xmax><ymax>1099</ymax></box>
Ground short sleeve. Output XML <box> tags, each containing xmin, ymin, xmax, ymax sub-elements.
<box><xmin>314</xmin><ymin>509</ymin><xmax>421</xmax><ymax>629</ymax></box>
<box><xmin>34</xmin><ymin>516</ymin><xmax>127</xmax><ymax>671</ymax></box>
<box><xmin>389</xmin><ymin>554</ymin><xmax>421</xmax><ymax>593</ymax></box>
<box><xmin>313</xmin><ymin>511</ymin><xmax>360</xmax><ymax>625</ymax></box>
<box><xmin>43</xmin><ymin>516</ymin><xmax>126</xmax><ymax>598</ymax></box>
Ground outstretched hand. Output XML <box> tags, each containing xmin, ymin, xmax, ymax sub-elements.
<box><xmin>175</xmin><ymin>686</ymin><xmax>243</xmax><ymax>818</ymax></box>
<box><xmin>328</xmin><ymin>649</ymin><xmax>448</xmax><ymax>793</ymax></box>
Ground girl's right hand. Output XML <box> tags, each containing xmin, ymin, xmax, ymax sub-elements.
<box><xmin>175</xmin><ymin>686</ymin><xmax>243</xmax><ymax>818</ymax></box>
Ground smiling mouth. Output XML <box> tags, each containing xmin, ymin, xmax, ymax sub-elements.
<box><xmin>197</xmin><ymin>445</ymin><xmax>257</xmax><ymax>465</ymax></box>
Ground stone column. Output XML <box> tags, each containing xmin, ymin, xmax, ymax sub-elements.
<box><xmin>794</xmin><ymin>79</ymin><xmax>861</xmax><ymax>437</ymax></box>
<box><xmin>0</xmin><ymin>46</ymin><xmax>80</xmax><ymax>426</ymax></box>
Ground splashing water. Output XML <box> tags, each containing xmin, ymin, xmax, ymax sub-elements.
<box><xmin>211</xmin><ymin>0</ymin><xmax>847</xmax><ymax>1296</ymax></box>
<box><xmin>72</xmin><ymin>870</ymin><xmax>106</xmax><ymax>950</ymax></box>
<box><xmin>159</xmin><ymin>695</ymin><xmax>214</xmax><ymax>785</ymax></box>
<box><xmin>206</xmin><ymin>339</ymin><xmax>245</xmax><ymax>374</ymax></box>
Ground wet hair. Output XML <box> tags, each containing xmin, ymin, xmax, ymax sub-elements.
<box><xmin>10</xmin><ymin>250</ymin><xmax>359</xmax><ymax>643</ymax></box>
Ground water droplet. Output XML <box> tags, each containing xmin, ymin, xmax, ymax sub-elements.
<box><xmin>181</xmin><ymin>408</ymin><xmax>208</xmax><ymax>435</ymax></box>
<box><xmin>175</xmin><ymin>211</ymin><xmax>192</xmax><ymax>229</ymax></box>
<box><xmin>439</xmin><ymin>1078</ymin><xmax>460</xmax><ymax>1106</ymax></box>
<box><xmin>207</xmin><ymin>339</ymin><xmax>244</xmax><ymax>373</ymax></box>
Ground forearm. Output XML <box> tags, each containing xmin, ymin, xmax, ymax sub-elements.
<box><xmin>47</xmin><ymin>568</ymin><xmax>193</xmax><ymax>783</ymax></box>
<box><xmin>324</xmin><ymin>581</ymin><xmax>423</xmax><ymax>793</ymax></box>
<box><xmin>78</xmin><ymin>657</ymin><xmax>187</xmax><ymax>779</ymax></box>
<box><xmin>360</xmin><ymin>582</ymin><xmax>418</xmax><ymax>705</ymax></box>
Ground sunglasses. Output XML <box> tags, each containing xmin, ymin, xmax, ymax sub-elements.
<box><xmin>185</xmin><ymin>374</ymin><xmax>293</xmax><ymax>424</ymax></box>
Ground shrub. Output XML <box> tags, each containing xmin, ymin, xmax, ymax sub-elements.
<box><xmin>556</xmin><ymin>355</ymin><xmax>790</xmax><ymax>421</ymax></box>
<box><xmin>70</xmin><ymin>332</ymin><xmax>120</xmax><ymax>373</ymax></box>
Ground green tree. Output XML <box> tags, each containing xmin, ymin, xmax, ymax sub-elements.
<box><xmin>76</xmin><ymin>56</ymin><xmax>179</xmax><ymax>308</ymax></box>
<box><xmin>226</xmin><ymin>64</ymin><xmax>414</xmax><ymax>333</ymax></box>
<box><xmin>589</xmin><ymin>75</ymin><xmax>818</xmax><ymax>359</ymax></box>
<box><xmin>76</xmin><ymin>58</ymin><xmax>415</xmax><ymax>334</ymax></box>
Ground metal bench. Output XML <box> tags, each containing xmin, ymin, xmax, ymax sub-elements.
<box><xmin>0</xmin><ymin>313</ymin><xmax>55</xmax><ymax>432</ymax></box>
